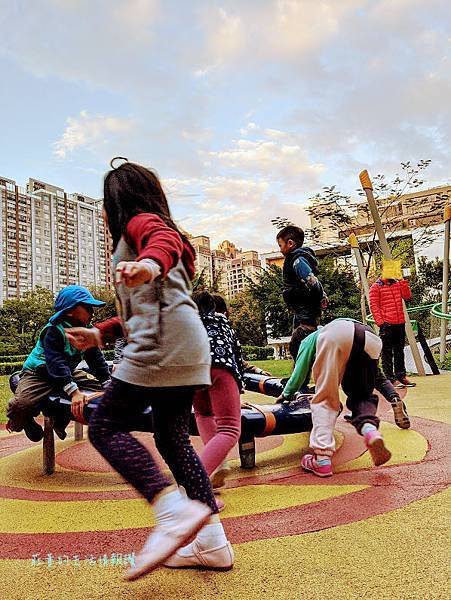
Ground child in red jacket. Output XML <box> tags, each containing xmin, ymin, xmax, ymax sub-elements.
<box><xmin>369</xmin><ymin>277</ymin><xmax>415</xmax><ymax>388</ymax></box>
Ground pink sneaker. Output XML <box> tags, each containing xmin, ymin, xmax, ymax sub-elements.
<box><xmin>215</xmin><ymin>497</ymin><xmax>225</xmax><ymax>512</ymax></box>
<box><xmin>301</xmin><ymin>454</ymin><xmax>333</xmax><ymax>477</ymax></box>
<box><xmin>364</xmin><ymin>430</ymin><xmax>392</xmax><ymax>466</ymax></box>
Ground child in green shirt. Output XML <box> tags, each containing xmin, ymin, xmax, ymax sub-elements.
<box><xmin>279</xmin><ymin>318</ymin><xmax>392</xmax><ymax>477</ymax></box>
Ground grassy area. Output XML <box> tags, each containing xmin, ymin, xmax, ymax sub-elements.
<box><xmin>0</xmin><ymin>375</ymin><xmax>11</xmax><ymax>423</ymax></box>
<box><xmin>251</xmin><ymin>359</ymin><xmax>293</xmax><ymax>378</ymax></box>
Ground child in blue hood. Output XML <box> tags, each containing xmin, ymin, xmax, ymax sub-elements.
<box><xmin>6</xmin><ymin>286</ymin><xmax>111</xmax><ymax>442</ymax></box>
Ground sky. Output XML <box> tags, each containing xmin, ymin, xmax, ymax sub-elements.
<box><xmin>0</xmin><ymin>0</ymin><xmax>450</xmax><ymax>253</ymax></box>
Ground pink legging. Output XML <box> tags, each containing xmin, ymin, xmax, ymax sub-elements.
<box><xmin>193</xmin><ymin>367</ymin><xmax>241</xmax><ymax>475</ymax></box>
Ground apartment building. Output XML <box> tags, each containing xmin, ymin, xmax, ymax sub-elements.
<box><xmin>0</xmin><ymin>176</ymin><xmax>111</xmax><ymax>302</ymax></box>
<box><xmin>189</xmin><ymin>235</ymin><xmax>262</xmax><ymax>298</ymax></box>
<box><xmin>308</xmin><ymin>185</ymin><xmax>450</xmax><ymax>244</ymax></box>
<box><xmin>190</xmin><ymin>235</ymin><xmax>213</xmax><ymax>286</ymax></box>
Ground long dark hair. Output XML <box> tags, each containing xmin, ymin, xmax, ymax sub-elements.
<box><xmin>192</xmin><ymin>291</ymin><xmax>216</xmax><ymax>316</ymax></box>
<box><xmin>104</xmin><ymin>159</ymin><xmax>193</xmax><ymax>252</ymax></box>
<box><xmin>211</xmin><ymin>293</ymin><xmax>229</xmax><ymax>317</ymax></box>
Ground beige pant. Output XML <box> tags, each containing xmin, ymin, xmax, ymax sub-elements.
<box><xmin>7</xmin><ymin>369</ymin><xmax>102</xmax><ymax>431</ymax></box>
<box><xmin>310</xmin><ymin>320</ymin><xmax>382</xmax><ymax>456</ymax></box>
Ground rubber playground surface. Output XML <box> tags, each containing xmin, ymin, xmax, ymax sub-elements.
<box><xmin>0</xmin><ymin>373</ymin><xmax>449</xmax><ymax>600</ymax></box>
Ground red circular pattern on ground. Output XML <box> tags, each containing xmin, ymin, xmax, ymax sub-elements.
<box><xmin>0</xmin><ymin>391</ymin><xmax>449</xmax><ymax>560</ymax></box>
<box><xmin>55</xmin><ymin>432</ymin><xmax>284</xmax><ymax>473</ymax></box>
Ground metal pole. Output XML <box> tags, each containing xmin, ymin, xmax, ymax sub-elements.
<box><xmin>440</xmin><ymin>206</ymin><xmax>451</xmax><ymax>362</ymax></box>
<box><xmin>359</xmin><ymin>170</ymin><xmax>426</xmax><ymax>376</ymax></box>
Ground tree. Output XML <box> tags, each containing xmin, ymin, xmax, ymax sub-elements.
<box><xmin>89</xmin><ymin>285</ymin><xmax>117</xmax><ymax>324</ymax></box>
<box><xmin>0</xmin><ymin>287</ymin><xmax>53</xmax><ymax>354</ymax></box>
<box><xmin>317</xmin><ymin>257</ymin><xmax>361</xmax><ymax>322</ymax></box>
<box><xmin>192</xmin><ymin>268</ymin><xmax>225</xmax><ymax>294</ymax></box>
<box><xmin>408</xmin><ymin>257</ymin><xmax>444</xmax><ymax>306</ymax></box>
<box><xmin>275</xmin><ymin>160</ymin><xmax>447</xmax><ymax>275</ymax></box>
<box><xmin>247</xmin><ymin>265</ymin><xmax>292</xmax><ymax>338</ymax></box>
<box><xmin>228</xmin><ymin>291</ymin><xmax>267</xmax><ymax>346</ymax></box>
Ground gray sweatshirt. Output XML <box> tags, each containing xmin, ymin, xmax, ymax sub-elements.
<box><xmin>110</xmin><ymin>237</ymin><xmax>212</xmax><ymax>388</ymax></box>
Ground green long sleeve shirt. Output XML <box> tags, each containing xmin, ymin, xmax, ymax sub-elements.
<box><xmin>282</xmin><ymin>330</ymin><xmax>319</xmax><ymax>398</ymax></box>
<box><xmin>282</xmin><ymin>318</ymin><xmax>362</xmax><ymax>398</ymax></box>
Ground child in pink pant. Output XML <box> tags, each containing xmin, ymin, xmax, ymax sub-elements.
<box><xmin>192</xmin><ymin>292</ymin><xmax>243</xmax><ymax>493</ymax></box>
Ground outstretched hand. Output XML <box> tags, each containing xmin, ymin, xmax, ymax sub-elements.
<box><xmin>115</xmin><ymin>261</ymin><xmax>153</xmax><ymax>288</ymax></box>
<box><xmin>66</xmin><ymin>327</ymin><xmax>102</xmax><ymax>351</ymax></box>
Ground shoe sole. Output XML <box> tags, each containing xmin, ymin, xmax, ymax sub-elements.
<box><xmin>367</xmin><ymin>438</ymin><xmax>392</xmax><ymax>466</ymax></box>
<box><xmin>165</xmin><ymin>563</ymin><xmax>234</xmax><ymax>571</ymax></box>
<box><xmin>392</xmin><ymin>402</ymin><xmax>411</xmax><ymax>429</ymax></box>
<box><xmin>301</xmin><ymin>460</ymin><xmax>333</xmax><ymax>478</ymax></box>
<box><xmin>124</xmin><ymin>507</ymin><xmax>211</xmax><ymax>581</ymax></box>
<box><xmin>164</xmin><ymin>542</ymin><xmax>234</xmax><ymax>571</ymax></box>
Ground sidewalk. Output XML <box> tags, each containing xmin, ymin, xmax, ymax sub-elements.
<box><xmin>0</xmin><ymin>373</ymin><xmax>449</xmax><ymax>599</ymax></box>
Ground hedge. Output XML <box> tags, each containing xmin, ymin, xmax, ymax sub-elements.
<box><xmin>0</xmin><ymin>348</ymin><xmax>274</xmax><ymax>375</ymax></box>
<box><xmin>0</xmin><ymin>350</ymin><xmax>117</xmax><ymax>377</ymax></box>
<box><xmin>241</xmin><ymin>346</ymin><xmax>274</xmax><ymax>361</ymax></box>
<box><xmin>0</xmin><ymin>362</ymin><xmax>24</xmax><ymax>376</ymax></box>
<box><xmin>0</xmin><ymin>354</ymin><xmax>27</xmax><ymax>362</ymax></box>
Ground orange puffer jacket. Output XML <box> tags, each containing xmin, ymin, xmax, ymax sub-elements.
<box><xmin>369</xmin><ymin>279</ymin><xmax>412</xmax><ymax>326</ymax></box>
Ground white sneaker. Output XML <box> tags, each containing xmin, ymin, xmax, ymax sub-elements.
<box><xmin>124</xmin><ymin>499</ymin><xmax>211</xmax><ymax>581</ymax></box>
<box><xmin>164</xmin><ymin>539</ymin><xmax>234</xmax><ymax>571</ymax></box>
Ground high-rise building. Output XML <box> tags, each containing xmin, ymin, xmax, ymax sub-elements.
<box><xmin>0</xmin><ymin>176</ymin><xmax>111</xmax><ymax>302</ymax></box>
<box><xmin>226</xmin><ymin>250</ymin><xmax>262</xmax><ymax>298</ymax></box>
<box><xmin>190</xmin><ymin>235</ymin><xmax>213</xmax><ymax>286</ymax></box>
<box><xmin>188</xmin><ymin>235</ymin><xmax>262</xmax><ymax>298</ymax></box>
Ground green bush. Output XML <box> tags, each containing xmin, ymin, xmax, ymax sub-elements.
<box><xmin>242</xmin><ymin>346</ymin><xmax>274</xmax><ymax>360</ymax></box>
<box><xmin>0</xmin><ymin>354</ymin><xmax>27</xmax><ymax>362</ymax></box>
<box><xmin>434</xmin><ymin>352</ymin><xmax>451</xmax><ymax>371</ymax></box>
<box><xmin>0</xmin><ymin>349</ymin><xmax>114</xmax><ymax>373</ymax></box>
<box><xmin>0</xmin><ymin>362</ymin><xmax>24</xmax><ymax>376</ymax></box>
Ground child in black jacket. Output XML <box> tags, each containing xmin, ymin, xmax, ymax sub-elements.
<box><xmin>277</xmin><ymin>225</ymin><xmax>327</xmax><ymax>334</ymax></box>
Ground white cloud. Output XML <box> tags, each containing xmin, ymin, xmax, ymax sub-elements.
<box><xmin>1</xmin><ymin>0</ymin><xmax>450</xmax><ymax>251</ymax></box>
<box><xmin>201</xmin><ymin>7</ymin><xmax>245</xmax><ymax>64</ymax></box>
<box><xmin>54</xmin><ymin>111</ymin><xmax>134</xmax><ymax>158</ymax></box>
<box><xmin>196</xmin><ymin>0</ymin><xmax>360</xmax><ymax>69</ymax></box>
<box><xmin>163</xmin><ymin>174</ymin><xmax>310</xmax><ymax>252</ymax></box>
<box><xmin>112</xmin><ymin>0</ymin><xmax>159</xmax><ymax>40</ymax></box>
<box><xmin>204</xmin><ymin>134</ymin><xmax>324</xmax><ymax>185</ymax></box>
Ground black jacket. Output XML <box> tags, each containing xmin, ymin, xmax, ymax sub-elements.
<box><xmin>282</xmin><ymin>247</ymin><xmax>325</xmax><ymax>326</ymax></box>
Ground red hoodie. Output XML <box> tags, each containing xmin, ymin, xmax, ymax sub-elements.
<box><xmin>125</xmin><ymin>213</ymin><xmax>195</xmax><ymax>279</ymax></box>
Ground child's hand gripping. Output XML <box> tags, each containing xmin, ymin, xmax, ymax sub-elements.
<box><xmin>70</xmin><ymin>389</ymin><xmax>88</xmax><ymax>421</ymax></box>
<box><xmin>115</xmin><ymin>260</ymin><xmax>160</xmax><ymax>288</ymax></box>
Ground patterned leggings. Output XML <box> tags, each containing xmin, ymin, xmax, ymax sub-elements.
<box><xmin>88</xmin><ymin>377</ymin><xmax>218</xmax><ymax>514</ymax></box>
